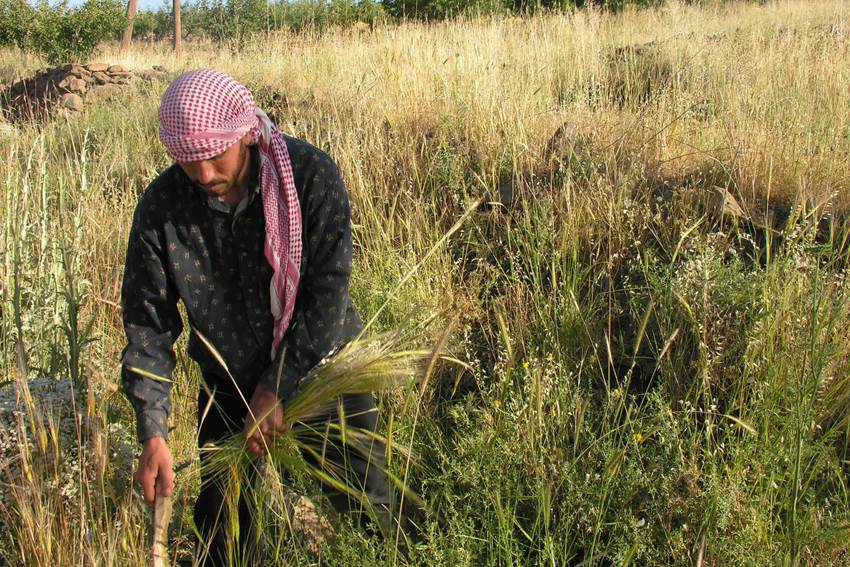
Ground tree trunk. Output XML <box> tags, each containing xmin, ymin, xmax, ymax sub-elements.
<box><xmin>120</xmin><ymin>0</ymin><xmax>138</xmax><ymax>53</ymax></box>
<box><xmin>173</xmin><ymin>0</ymin><xmax>182</xmax><ymax>55</ymax></box>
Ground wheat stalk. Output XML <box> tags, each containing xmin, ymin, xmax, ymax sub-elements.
<box><xmin>187</xmin><ymin>330</ymin><xmax>433</xmax><ymax>560</ymax></box>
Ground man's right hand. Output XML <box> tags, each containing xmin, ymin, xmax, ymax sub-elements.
<box><xmin>135</xmin><ymin>436</ymin><xmax>175</xmax><ymax>504</ymax></box>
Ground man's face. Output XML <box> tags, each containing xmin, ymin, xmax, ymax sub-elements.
<box><xmin>178</xmin><ymin>134</ymin><xmax>251</xmax><ymax>205</ymax></box>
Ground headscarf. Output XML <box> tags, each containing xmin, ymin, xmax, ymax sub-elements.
<box><xmin>158</xmin><ymin>69</ymin><xmax>301</xmax><ymax>359</ymax></box>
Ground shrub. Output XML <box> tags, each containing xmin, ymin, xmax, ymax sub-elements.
<box><xmin>12</xmin><ymin>0</ymin><xmax>125</xmax><ymax>64</ymax></box>
<box><xmin>266</xmin><ymin>0</ymin><xmax>385</xmax><ymax>33</ymax></box>
<box><xmin>383</xmin><ymin>0</ymin><xmax>508</xmax><ymax>20</ymax></box>
<box><xmin>188</xmin><ymin>0</ymin><xmax>268</xmax><ymax>47</ymax></box>
<box><xmin>0</xmin><ymin>0</ymin><xmax>35</xmax><ymax>49</ymax></box>
<box><xmin>131</xmin><ymin>9</ymin><xmax>171</xmax><ymax>41</ymax></box>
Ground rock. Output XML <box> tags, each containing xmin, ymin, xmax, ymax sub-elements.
<box><xmin>710</xmin><ymin>186</ymin><xmax>747</xmax><ymax>221</ymax></box>
<box><xmin>136</xmin><ymin>69</ymin><xmax>167</xmax><ymax>83</ymax></box>
<box><xmin>92</xmin><ymin>71</ymin><xmax>110</xmax><ymax>85</ymax></box>
<box><xmin>68</xmin><ymin>66</ymin><xmax>92</xmax><ymax>80</ymax></box>
<box><xmin>61</xmin><ymin>93</ymin><xmax>83</xmax><ymax>111</ymax></box>
<box><xmin>92</xmin><ymin>83</ymin><xmax>122</xmax><ymax>99</ymax></box>
<box><xmin>86</xmin><ymin>63</ymin><xmax>109</xmax><ymax>72</ymax></box>
<box><xmin>545</xmin><ymin>121</ymin><xmax>579</xmax><ymax>165</ymax></box>
<box><xmin>284</xmin><ymin>490</ymin><xmax>335</xmax><ymax>555</ymax></box>
<box><xmin>59</xmin><ymin>76</ymin><xmax>87</xmax><ymax>93</ymax></box>
<box><xmin>107</xmin><ymin>64</ymin><xmax>127</xmax><ymax>73</ymax></box>
<box><xmin>62</xmin><ymin>63</ymin><xmax>85</xmax><ymax>75</ymax></box>
<box><xmin>71</xmin><ymin>77</ymin><xmax>87</xmax><ymax>92</ymax></box>
<box><xmin>108</xmin><ymin>71</ymin><xmax>133</xmax><ymax>79</ymax></box>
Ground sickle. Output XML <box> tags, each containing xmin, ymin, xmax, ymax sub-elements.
<box><xmin>152</xmin><ymin>494</ymin><xmax>173</xmax><ymax>567</ymax></box>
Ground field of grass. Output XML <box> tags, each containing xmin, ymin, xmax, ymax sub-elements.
<box><xmin>1</xmin><ymin>0</ymin><xmax>850</xmax><ymax>564</ymax></box>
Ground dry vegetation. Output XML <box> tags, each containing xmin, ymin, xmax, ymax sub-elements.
<box><xmin>1</xmin><ymin>0</ymin><xmax>849</xmax><ymax>565</ymax></box>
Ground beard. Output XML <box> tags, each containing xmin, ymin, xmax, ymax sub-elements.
<box><xmin>199</xmin><ymin>142</ymin><xmax>251</xmax><ymax>201</ymax></box>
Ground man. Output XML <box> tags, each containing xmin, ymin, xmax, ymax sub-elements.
<box><xmin>120</xmin><ymin>69</ymin><xmax>389</xmax><ymax>565</ymax></box>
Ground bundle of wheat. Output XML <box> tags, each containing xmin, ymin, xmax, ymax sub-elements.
<box><xmin>171</xmin><ymin>330</ymin><xmax>432</xmax><ymax>563</ymax></box>
<box><xmin>199</xmin><ymin>331</ymin><xmax>429</xmax><ymax>497</ymax></box>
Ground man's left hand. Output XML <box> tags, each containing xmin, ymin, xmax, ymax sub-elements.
<box><xmin>244</xmin><ymin>385</ymin><xmax>289</xmax><ymax>457</ymax></box>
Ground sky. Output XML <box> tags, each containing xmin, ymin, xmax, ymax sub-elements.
<box><xmin>64</xmin><ymin>0</ymin><xmax>172</xmax><ymax>11</ymax></box>
<box><xmin>134</xmin><ymin>0</ymin><xmax>169</xmax><ymax>9</ymax></box>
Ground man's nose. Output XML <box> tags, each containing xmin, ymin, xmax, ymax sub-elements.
<box><xmin>196</xmin><ymin>161</ymin><xmax>214</xmax><ymax>184</ymax></box>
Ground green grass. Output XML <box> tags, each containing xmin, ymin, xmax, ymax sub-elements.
<box><xmin>1</xmin><ymin>1</ymin><xmax>850</xmax><ymax>565</ymax></box>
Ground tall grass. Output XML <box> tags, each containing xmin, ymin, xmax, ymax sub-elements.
<box><xmin>1</xmin><ymin>0</ymin><xmax>849</xmax><ymax>564</ymax></box>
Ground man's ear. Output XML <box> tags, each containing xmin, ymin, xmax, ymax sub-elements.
<box><xmin>241</xmin><ymin>131</ymin><xmax>255</xmax><ymax>147</ymax></box>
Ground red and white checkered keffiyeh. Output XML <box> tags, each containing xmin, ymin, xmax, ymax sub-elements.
<box><xmin>158</xmin><ymin>69</ymin><xmax>301</xmax><ymax>359</ymax></box>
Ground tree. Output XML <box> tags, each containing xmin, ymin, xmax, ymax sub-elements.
<box><xmin>25</xmin><ymin>0</ymin><xmax>125</xmax><ymax>64</ymax></box>
<box><xmin>173</xmin><ymin>0</ymin><xmax>181</xmax><ymax>54</ymax></box>
<box><xmin>0</xmin><ymin>0</ymin><xmax>35</xmax><ymax>49</ymax></box>
<box><xmin>120</xmin><ymin>0</ymin><xmax>137</xmax><ymax>52</ymax></box>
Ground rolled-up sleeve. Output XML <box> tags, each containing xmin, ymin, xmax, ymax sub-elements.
<box><xmin>120</xmin><ymin>196</ymin><xmax>183</xmax><ymax>442</ymax></box>
<box><xmin>258</xmin><ymin>157</ymin><xmax>356</xmax><ymax>402</ymax></box>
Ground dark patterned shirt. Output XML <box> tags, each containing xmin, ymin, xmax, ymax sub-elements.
<box><xmin>121</xmin><ymin>137</ymin><xmax>362</xmax><ymax>442</ymax></box>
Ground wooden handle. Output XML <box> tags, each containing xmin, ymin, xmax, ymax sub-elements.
<box><xmin>152</xmin><ymin>494</ymin><xmax>173</xmax><ymax>567</ymax></box>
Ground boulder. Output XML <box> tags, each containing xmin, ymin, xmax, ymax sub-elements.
<box><xmin>107</xmin><ymin>64</ymin><xmax>127</xmax><ymax>73</ymax></box>
<box><xmin>68</xmin><ymin>65</ymin><xmax>92</xmax><ymax>80</ymax></box>
<box><xmin>59</xmin><ymin>76</ymin><xmax>87</xmax><ymax>93</ymax></box>
<box><xmin>62</xmin><ymin>64</ymin><xmax>86</xmax><ymax>76</ymax></box>
<box><xmin>92</xmin><ymin>71</ymin><xmax>110</xmax><ymax>85</ymax></box>
<box><xmin>61</xmin><ymin>93</ymin><xmax>84</xmax><ymax>111</ymax></box>
<box><xmin>86</xmin><ymin>63</ymin><xmax>109</xmax><ymax>73</ymax></box>
<box><xmin>284</xmin><ymin>489</ymin><xmax>336</xmax><ymax>556</ymax></box>
<box><xmin>710</xmin><ymin>186</ymin><xmax>747</xmax><ymax>221</ymax></box>
<box><xmin>92</xmin><ymin>83</ymin><xmax>122</xmax><ymax>99</ymax></box>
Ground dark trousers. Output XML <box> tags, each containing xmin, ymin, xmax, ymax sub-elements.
<box><xmin>194</xmin><ymin>373</ymin><xmax>393</xmax><ymax>566</ymax></box>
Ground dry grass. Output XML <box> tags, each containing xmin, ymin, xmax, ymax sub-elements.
<box><xmin>1</xmin><ymin>1</ymin><xmax>850</xmax><ymax>565</ymax></box>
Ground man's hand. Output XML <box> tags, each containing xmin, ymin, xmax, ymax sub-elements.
<box><xmin>244</xmin><ymin>385</ymin><xmax>289</xmax><ymax>457</ymax></box>
<box><xmin>135</xmin><ymin>436</ymin><xmax>174</xmax><ymax>504</ymax></box>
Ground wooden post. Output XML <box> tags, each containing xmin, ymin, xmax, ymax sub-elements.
<box><xmin>120</xmin><ymin>0</ymin><xmax>138</xmax><ymax>53</ymax></box>
<box><xmin>173</xmin><ymin>0</ymin><xmax>182</xmax><ymax>55</ymax></box>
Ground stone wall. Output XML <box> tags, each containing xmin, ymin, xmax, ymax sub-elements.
<box><xmin>1</xmin><ymin>63</ymin><xmax>154</xmax><ymax>122</ymax></box>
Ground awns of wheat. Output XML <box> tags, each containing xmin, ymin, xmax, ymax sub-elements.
<box><xmin>196</xmin><ymin>331</ymin><xmax>431</xmax><ymax>534</ymax></box>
